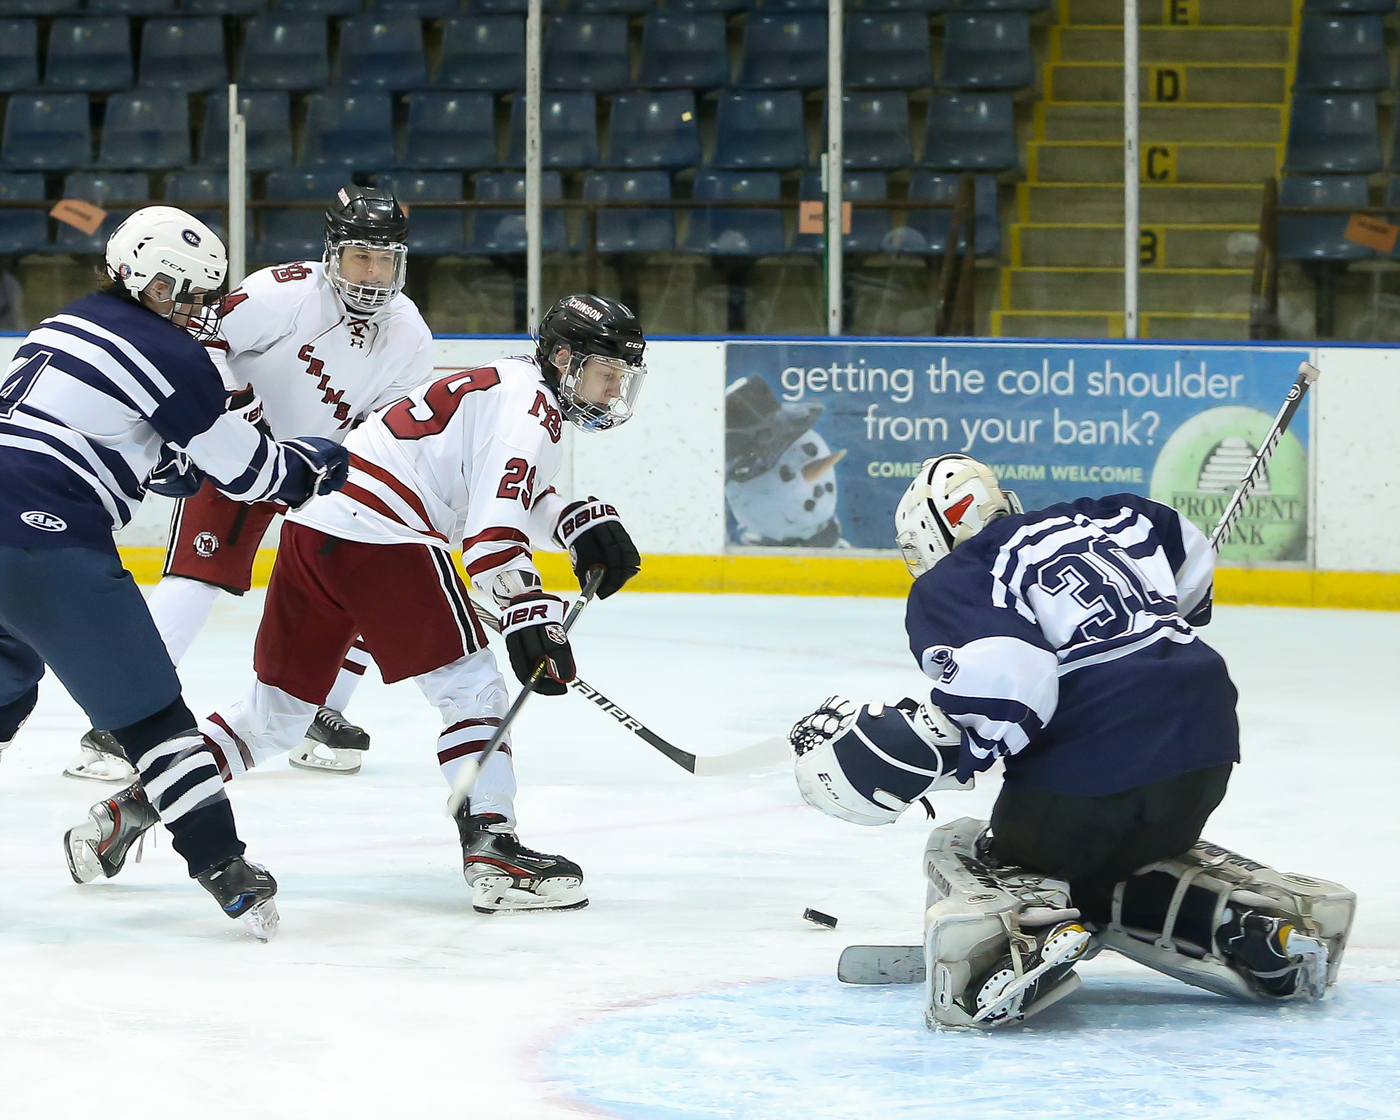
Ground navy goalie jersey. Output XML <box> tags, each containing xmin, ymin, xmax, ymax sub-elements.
<box><xmin>905</xmin><ymin>493</ymin><xmax>1239</xmax><ymax>798</ymax></box>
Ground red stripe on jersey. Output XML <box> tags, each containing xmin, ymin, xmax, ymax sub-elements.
<box><xmin>349</xmin><ymin>453</ymin><xmax>437</xmax><ymax>533</ymax></box>
<box><xmin>438</xmin><ymin>742</ymin><xmax>512</xmax><ymax>765</ymax></box>
<box><xmin>465</xmin><ymin>544</ymin><xmax>529</xmax><ymax>577</ymax></box>
<box><xmin>341</xmin><ymin>481</ymin><xmax>450</xmax><ymax>544</ymax></box>
<box><xmin>208</xmin><ymin>713</ymin><xmax>254</xmax><ymax>771</ymax></box>
<box><xmin>461</xmin><ymin>526</ymin><xmax>529</xmax><ymax>549</ymax></box>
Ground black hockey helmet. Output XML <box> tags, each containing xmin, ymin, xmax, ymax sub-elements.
<box><xmin>324</xmin><ymin>185</ymin><xmax>409</xmax><ymax>313</ymax></box>
<box><xmin>535</xmin><ymin>294</ymin><xmax>647</xmax><ymax>431</ymax></box>
<box><xmin>325</xmin><ymin>185</ymin><xmax>408</xmax><ymax>247</ymax></box>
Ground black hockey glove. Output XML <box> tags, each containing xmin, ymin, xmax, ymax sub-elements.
<box><xmin>500</xmin><ymin>591</ymin><xmax>576</xmax><ymax>696</ymax></box>
<box><xmin>146</xmin><ymin>445</ymin><xmax>206</xmax><ymax>499</ymax></box>
<box><xmin>555</xmin><ymin>498</ymin><xmax>640</xmax><ymax>600</ymax></box>
<box><xmin>272</xmin><ymin>437</ymin><xmax>351</xmax><ymax>510</ymax></box>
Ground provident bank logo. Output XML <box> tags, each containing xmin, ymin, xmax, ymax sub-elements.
<box><xmin>21</xmin><ymin>510</ymin><xmax>66</xmax><ymax>532</ymax></box>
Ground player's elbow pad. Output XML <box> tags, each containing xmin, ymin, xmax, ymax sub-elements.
<box><xmin>272</xmin><ymin>437</ymin><xmax>351</xmax><ymax>510</ymax></box>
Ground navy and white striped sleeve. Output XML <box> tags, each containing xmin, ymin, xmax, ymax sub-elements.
<box><xmin>1098</xmin><ymin>493</ymin><xmax>1215</xmax><ymax>626</ymax></box>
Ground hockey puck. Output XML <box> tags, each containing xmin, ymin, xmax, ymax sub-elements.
<box><xmin>803</xmin><ymin>908</ymin><xmax>838</xmax><ymax>929</ymax></box>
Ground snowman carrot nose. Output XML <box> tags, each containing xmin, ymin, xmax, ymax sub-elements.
<box><xmin>801</xmin><ymin>448</ymin><xmax>847</xmax><ymax>482</ymax></box>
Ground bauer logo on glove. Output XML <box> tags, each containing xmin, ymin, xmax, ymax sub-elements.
<box><xmin>553</xmin><ymin>497</ymin><xmax>640</xmax><ymax>599</ymax></box>
<box><xmin>500</xmin><ymin>591</ymin><xmax>576</xmax><ymax>695</ymax></box>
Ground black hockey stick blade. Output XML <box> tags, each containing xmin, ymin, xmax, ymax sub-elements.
<box><xmin>837</xmin><ymin>945</ymin><xmax>925</xmax><ymax>985</ymax></box>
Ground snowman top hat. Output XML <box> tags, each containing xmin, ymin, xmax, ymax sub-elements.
<box><xmin>725</xmin><ymin>376</ymin><xmax>825</xmax><ymax>483</ymax></box>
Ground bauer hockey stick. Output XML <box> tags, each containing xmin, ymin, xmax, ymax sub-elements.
<box><xmin>1209</xmin><ymin>360</ymin><xmax>1320</xmax><ymax>551</ymax></box>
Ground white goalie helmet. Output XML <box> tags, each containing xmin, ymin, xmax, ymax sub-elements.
<box><xmin>894</xmin><ymin>454</ymin><xmax>1023</xmax><ymax>577</ymax></box>
<box><xmin>105</xmin><ymin>206</ymin><xmax>227</xmax><ymax>340</ymax></box>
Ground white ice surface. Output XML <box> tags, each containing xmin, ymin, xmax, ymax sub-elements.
<box><xmin>1</xmin><ymin>594</ymin><xmax>1397</xmax><ymax>1119</ymax></box>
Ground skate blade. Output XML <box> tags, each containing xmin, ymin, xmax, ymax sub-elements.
<box><xmin>64</xmin><ymin>822</ymin><xmax>104</xmax><ymax>884</ymax></box>
<box><xmin>1284</xmin><ymin>930</ymin><xmax>1331</xmax><ymax>999</ymax></box>
<box><xmin>972</xmin><ymin>928</ymin><xmax>1093</xmax><ymax>1025</ymax></box>
<box><xmin>289</xmin><ymin>741</ymin><xmax>361</xmax><ymax>775</ymax></box>
<box><xmin>64</xmin><ymin>756</ymin><xmax>137</xmax><ymax>783</ymax></box>
<box><xmin>241</xmin><ymin>899</ymin><xmax>279</xmax><ymax>941</ymax></box>
<box><xmin>471</xmin><ymin>875</ymin><xmax>588</xmax><ymax>914</ymax></box>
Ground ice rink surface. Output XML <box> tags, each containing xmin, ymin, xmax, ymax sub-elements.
<box><xmin>1</xmin><ymin>592</ymin><xmax>1397</xmax><ymax>1120</ymax></box>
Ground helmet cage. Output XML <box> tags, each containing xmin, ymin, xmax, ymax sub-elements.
<box><xmin>549</xmin><ymin>347</ymin><xmax>647</xmax><ymax>432</ymax></box>
<box><xmin>324</xmin><ymin>238</ymin><xmax>407</xmax><ymax>313</ymax></box>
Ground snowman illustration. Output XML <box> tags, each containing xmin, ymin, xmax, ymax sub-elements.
<box><xmin>724</xmin><ymin>376</ymin><xmax>849</xmax><ymax>548</ymax></box>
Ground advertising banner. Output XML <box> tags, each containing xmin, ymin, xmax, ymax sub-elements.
<box><xmin>724</xmin><ymin>341</ymin><xmax>1314</xmax><ymax>562</ymax></box>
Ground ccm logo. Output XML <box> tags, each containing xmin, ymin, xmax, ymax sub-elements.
<box><xmin>504</xmin><ymin>603</ymin><xmax>551</xmax><ymax>626</ymax></box>
<box><xmin>559</xmin><ymin>502</ymin><xmax>617</xmax><ymax>539</ymax></box>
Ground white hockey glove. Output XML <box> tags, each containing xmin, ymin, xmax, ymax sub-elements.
<box><xmin>554</xmin><ymin>498</ymin><xmax>640</xmax><ymax>599</ymax></box>
<box><xmin>228</xmin><ymin>384</ymin><xmax>269</xmax><ymax>434</ymax></box>
<box><xmin>272</xmin><ymin>437</ymin><xmax>351</xmax><ymax>510</ymax></box>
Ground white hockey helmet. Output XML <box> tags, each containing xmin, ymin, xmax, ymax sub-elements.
<box><xmin>894</xmin><ymin>454</ymin><xmax>1022</xmax><ymax>577</ymax></box>
<box><xmin>105</xmin><ymin>206</ymin><xmax>227</xmax><ymax>339</ymax></box>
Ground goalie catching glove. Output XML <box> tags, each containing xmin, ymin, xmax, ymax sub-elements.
<box><xmin>555</xmin><ymin>498</ymin><xmax>640</xmax><ymax>600</ymax></box>
<box><xmin>501</xmin><ymin>591</ymin><xmax>576</xmax><ymax>695</ymax></box>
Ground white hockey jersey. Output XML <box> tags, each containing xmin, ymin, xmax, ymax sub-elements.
<box><xmin>288</xmin><ymin>355</ymin><xmax>571</xmax><ymax>592</ymax></box>
<box><xmin>210</xmin><ymin>261</ymin><xmax>434</xmax><ymax>442</ymax></box>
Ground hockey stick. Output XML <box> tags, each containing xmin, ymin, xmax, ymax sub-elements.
<box><xmin>1209</xmin><ymin>360</ymin><xmax>1320</xmax><ymax>551</ymax></box>
<box><xmin>444</xmin><ymin>566</ymin><xmax>605</xmax><ymax>818</ymax></box>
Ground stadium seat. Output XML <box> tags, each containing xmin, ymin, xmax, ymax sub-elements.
<box><xmin>402</xmin><ymin>92</ymin><xmax>498</xmax><ymax>168</ymax></box>
<box><xmin>684</xmin><ymin>170</ymin><xmax>785</xmax><ymax>255</ymax></box>
<box><xmin>97</xmin><ymin>90</ymin><xmax>191</xmax><ymax>168</ymax></box>
<box><xmin>837</xmin><ymin>92</ymin><xmax>913</xmax><ymax>169</ymax></box>
<box><xmin>543</xmin><ymin>16</ymin><xmax>630</xmax><ymax>92</ymax></box>
<box><xmin>1283</xmin><ymin>93</ymin><xmax>1383</xmax><ymax>174</ymax></box>
<box><xmin>0</xmin><ymin>0</ymin><xmax>81</xmax><ymax>12</ymax></box>
<box><xmin>272</xmin><ymin>0</ymin><xmax>360</xmax><ymax>13</ymax></box>
<box><xmin>258</xmin><ymin>169</ymin><xmax>348</xmax><ymax>260</ymax></box>
<box><xmin>88</xmin><ymin>0</ymin><xmax>174</xmax><ymax>13</ymax></box>
<box><xmin>637</xmin><ymin>13</ymin><xmax>729</xmax><ymax>89</ymax></box>
<box><xmin>164</xmin><ymin>170</ymin><xmax>234</xmax><ymax>242</ymax></box>
<box><xmin>576</xmin><ymin>0</ymin><xmax>650</xmax><ymax>12</ymax></box>
<box><xmin>737</xmin><ymin>13</ymin><xmax>826</xmax><ymax>88</ymax></box>
<box><xmin>56</xmin><ymin>172</ymin><xmax>147</xmax><ymax>253</ymax></box>
<box><xmin>949</xmin><ymin>0</ymin><xmax>1049</xmax><ymax>10</ymax></box>
<box><xmin>605</xmin><ymin>91</ymin><xmax>701</xmax><ymax>169</ymax></box>
<box><xmin>849</xmin><ymin>0</ymin><xmax>949</xmax><ymax>8</ymax></box>
<box><xmin>753</xmin><ymin>0</ymin><xmax>826</xmax><ymax>10</ymax></box>
<box><xmin>199</xmin><ymin>90</ymin><xmax>294</xmax><ymax>171</ymax></box>
<box><xmin>0</xmin><ymin>20</ymin><xmax>39</xmax><ymax>93</ymax></box>
<box><xmin>300</xmin><ymin>90</ymin><xmax>396</xmax><ymax>168</ymax></box>
<box><xmin>377</xmin><ymin>171</ymin><xmax>465</xmax><ymax>253</ymax></box>
<box><xmin>336</xmin><ymin>15</ymin><xmax>429</xmax><ymax>90</ymax></box>
<box><xmin>45</xmin><ymin>17</ymin><xmax>134</xmax><ymax>91</ymax></box>
<box><xmin>939</xmin><ymin>13</ymin><xmax>1034</xmax><ymax>90</ymax></box>
<box><xmin>1295</xmin><ymin>15</ymin><xmax>1390</xmax><ymax>92</ymax></box>
<box><xmin>582</xmin><ymin>170</ymin><xmax>675</xmax><ymax>253</ymax></box>
<box><xmin>0</xmin><ymin>94</ymin><xmax>92</xmax><ymax>169</ymax></box>
<box><xmin>658</xmin><ymin>0</ymin><xmax>748</xmax><ymax>11</ymax></box>
<box><xmin>138</xmin><ymin>18</ymin><xmax>227</xmax><ymax>91</ymax></box>
<box><xmin>0</xmin><ymin>173</ymin><xmax>49</xmax><ymax>255</ymax></box>
<box><xmin>905</xmin><ymin>171</ymin><xmax>1000</xmax><ymax>255</ymax></box>
<box><xmin>792</xmin><ymin>170</ymin><xmax>890</xmax><ymax>253</ymax></box>
<box><xmin>469</xmin><ymin>0</ymin><xmax>526</xmax><ymax>11</ymax></box>
<box><xmin>710</xmin><ymin>90</ymin><xmax>808</xmax><ymax>169</ymax></box>
<box><xmin>238</xmin><ymin>15</ymin><xmax>330</xmax><ymax>89</ymax></box>
<box><xmin>920</xmin><ymin>92</ymin><xmax>1017</xmax><ymax>170</ymax></box>
<box><xmin>1303</xmin><ymin>0</ymin><xmax>1395</xmax><ymax>12</ymax></box>
<box><xmin>467</xmin><ymin>170</ymin><xmax>569</xmax><ymax>253</ymax></box>
<box><xmin>505</xmin><ymin>92</ymin><xmax>598</xmax><ymax>167</ymax></box>
<box><xmin>436</xmin><ymin>16</ymin><xmax>525</xmax><ymax>89</ymax></box>
<box><xmin>845</xmin><ymin>14</ymin><xmax>933</xmax><ymax>89</ymax></box>
<box><xmin>1278</xmin><ymin>174</ymin><xmax>1372</xmax><ymax>260</ymax></box>
<box><xmin>180</xmin><ymin>0</ymin><xmax>266</xmax><ymax>13</ymax></box>
<box><xmin>369</xmin><ymin>0</ymin><xmax>459</xmax><ymax>13</ymax></box>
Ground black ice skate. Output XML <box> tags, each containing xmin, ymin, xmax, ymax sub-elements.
<box><xmin>64</xmin><ymin>727</ymin><xmax>137</xmax><ymax>783</ymax></box>
<box><xmin>197</xmin><ymin>856</ymin><xmax>280</xmax><ymax>941</ymax></box>
<box><xmin>65</xmin><ymin>782</ymin><xmax>160</xmax><ymax>884</ymax></box>
<box><xmin>290</xmin><ymin>707</ymin><xmax>369</xmax><ymax>775</ymax></box>
<box><xmin>1217</xmin><ymin>909</ymin><xmax>1329</xmax><ymax>999</ymax></box>
<box><xmin>457</xmin><ymin>812</ymin><xmax>588</xmax><ymax>914</ymax></box>
<box><xmin>960</xmin><ymin>920</ymin><xmax>1094</xmax><ymax>1026</ymax></box>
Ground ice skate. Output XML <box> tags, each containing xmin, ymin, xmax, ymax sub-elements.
<box><xmin>1217</xmin><ymin>909</ymin><xmax>1330</xmax><ymax>999</ymax></box>
<box><xmin>64</xmin><ymin>728</ymin><xmax>137</xmax><ymax>783</ymax></box>
<box><xmin>64</xmin><ymin>782</ymin><xmax>160</xmax><ymax>884</ymax></box>
<box><xmin>457</xmin><ymin>812</ymin><xmax>588</xmax><ymax>913</ymax></box>
<box><xmin>289</xmin><ymin>706</ymin><xmax>368</xmax><ymax>775</ymax></box>
<box><xmin>197</xmin><ymin>856</ymin><xmax>280</xmax><ymax>941</ymax></box>
<box><xmin>960</xmin><ymin>919</ymin><xmax>1094</xmax><ymax>1026</ymax></box>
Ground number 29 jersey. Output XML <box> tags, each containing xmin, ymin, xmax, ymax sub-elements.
<box><xmin>287</xmin><ymin>355</ymin><xmax>570</xmax><ymax>593</ymax></box>
<box><xmin>905</xmin><ymin>493</ymin><xmax>1239</xmax><ymax>798</ymax></box>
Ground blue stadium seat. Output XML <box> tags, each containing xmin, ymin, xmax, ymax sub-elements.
<box><xmin>582</xmin><ymin>171</ymin><xmax>674</xmax><ymax>252</ymax></box>
<box><xmin>369</xmin><ymin>0</ymin><xmax>459</xmax><ymax>13</ymax></box>
<box><xmin>792</xmin><ymin>170</ymin><xmax>890</xmax><ymax>253</ymax></box>
<box><xmin>905</xmin><ymin>171</ymin><xmax>1000</xmax><ymax>255</ymax></box>
<box><xmin>505</xmin><ymin>92</ymin><xmax>598</xmax><ymax>167</ymax></box>
<box><xmin>949</xmin><ymin>0</ymin><xmax>1049</xmax><ymax>10</ymax></box>
<box><xmin>939</xmin><ymin>13</ymin><xmax>1034</xmax><ymax>90</ymax></box>
<box><xmin>711</xmin><ymin>90</ymin><xmax>808</xmax><ymax>169</ymax></box>
<box><xmin>436</xmin><ymin>17</ymin><xmax>525</xmax><ymax>90</ymax></box>
<box><xmin>0</xmin><ymin>0</ymin><xmax>81</xmax><ymax>12</ymax></box>
<box><xmin>838</xmin><ymin>92</ymin><xmax>912</xmax><ymax>169</ymax></box>
<box><xmin>238</xmin><ymin>15</ymin><xmax>330</xmax><ymax>88</ymax></box>
<box><xmin>1283</xmin><ymin>93</ymin><xmax>1383</xmax><ymax>174</ymax></box>
<box><xmin>1278</xmin><ymin>175</ymin><xmax>1372</xmax><ymax>260</ymax></box>
<box><xmin>403</xmin><ymin>92</ymin><xmax>498</xmax><ymax>168</ymax></box>
<box><xmin>684</xmin><ymin>170</ymin><xmax>785</xmax><ymax>255</ymax></box>
<box><xmin>377</xmin><ymin>171</ymin><xmax>465</xmax><ymax>253</ymax></box>
<box><xmin>467</xmin><ymin>170</ymin><xmax>568</xmax><ymax>252</ymax></box>
<box><xmin>845</xmin><ymin>14</ymin><xmax>933</xmax><ymax>89</ymax></box>
<box><xmin>576</xmin><ymin>0</ymin><xmax>650</xmax><ymax>11</ymax></box>
<box><xmin>56</xmin><ymin>172</ymin><xmax>147</xmax><ymax>253</ymax></box>
<box><xmin>606</xmin><ymin>91</ymin><xmax>701</xmax><ymax>169</ymax></box>
<box><xmin>469</xmin><ymin>0</ymin><xmax>525</xmax><ymax>10</ymax></box>
<box><xmin>336</xmin><ymin>16</ymin><xmax>429</xmax><ymax>90</ymax></box>
<box><xmin>543</xmin><ymin>15</ymin><xmax>630</xmax><ymax>92</ymax></box>
<box><xmin>258</xmin><ymin>169</ymin><xmax>347</xmax><ymax>260</ymax></box>
<box><xmin>300</xmin><ymin>90</ymin><xmax>396</xmax><ymax>168</ymax></box>
<box><xmin>272</xmin><ymin>0</ymin><xmax>360</xmax><ymax>12</ymax></box>
<box><xmin>164</xmin><ymin>170</ymin><xmax>238</xmax><ymax>245</ymax></box>
<box><xmin>637</xmin><ymin>13</ymin><xmax>729</xmax><ymax>89</ymax></box>
<box><xmin>658</xmin><ymin>0</ymin><xmax>748</xmax><ymax>10</ymax></box>
<box><xmin>752</xmin><ymin>0</ymin><xmax>826</xmax><ymax>10</ymax></box>
<box><xmin>0</xmin><ymin>20</ymin><xmax>39</xmax><ymax>93</ymax></box>
<box><xmin>0</xmin><ymin>94</ymin><xmax>91</xmax><ymax>169</ymax></box>
<box><xmin>180</xmin><ymin>0</ymin><xmax>266</xmax><ymax>13</ymax></box>
<box><xmin>849</xmin><ymin>0</ymin><xmax>949</xmax><ymax>8</ymax></box>
<box><xmin>88</xmin><ymin>0</ymin><xmax>174</xmax><ymax>13</ymax></box>
<box><xmin>737</xmin><ymin>13</ymin><xmax>826</xmax><ymax>88</ymax></box>
<box><xmin>139</xmin><ymin>18</ymin><xmax>227</xmax><ymax>91</ymax></box>
<box><xmin>1303</xmin><ymin>0</ymin><xmax>1394</xmax><ymax>11</ymax></box>
<box><xmin>1295</xmin><ymin>16</ymin><xmax>1390</xmax><ymax>93</ymax></box>
<box><xmin>0</xmin><ymin>174</ymin><xmax>48</xmax><ymax>254</ymax></box>
<box><xmin>45</xmin><ymin>18</ymin><xmax>134</xmax><ymax>91</ymax></box>
<box><xmin>97</xmin><ymin>90</ymin><xmax>191</xmax><ymax>168</ymax></box>
<box><xmin>200</xmin><ymin>90</ymin><xmax>294</xmax><ymax>171</ymax></box>
<box><xmin>920</xmin><ymin>92</ymin><xmax>1017</xmax><ymax>170</ymax></box>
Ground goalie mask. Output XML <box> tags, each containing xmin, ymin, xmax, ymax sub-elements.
<box><xmin>894</xmin><ymin>454</ymin><xmax>1023</xmax><ymax>578</ymax></box>
<box><xmin>535</xmin><ymin>294</ymin><xmax>647</xmax><ymax>432</ymax></box>
<box><xmin>106</xmin><ymin>206</ymin><xmax>227</xmax><ymax>341</ymax></box>
<box><xmin>324</xmin><ymin>186</ymin><xmax>408</xmax><ymax>314</ymax></box>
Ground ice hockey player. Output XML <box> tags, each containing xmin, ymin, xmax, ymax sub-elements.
<box><xmin>0</xmin><ymin>206</ymin><xmax>352</xmax><ymax>937</ymax></box>
<box><xmin>66</xmin><ymin>186</ymin><xmax>435</xmax><ymax>783</ymax></box>
<box><xmin>789</xmin><ymin>453</ymin><xmax>1356</xmax><ymax>1028</ymax></box>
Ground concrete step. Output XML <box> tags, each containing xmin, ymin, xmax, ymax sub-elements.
<box><xmin>1038</xmin><ymin>103</ymin><xmax>1285</xmax><ymax>144</ymax></box>
<box><xmin>1020</xmin><ymin>182</ymin><xmax>1264</xmax><ymax>224</ymax></box>
<box><xmin>1054</xmin><ymin>27</ymin><xmax>1292</xmax><ymax>65</ymax></box>
<box><xmin>1029</xmin><ymin>142</ymin><xmax>1278</xmax><ymax>184</ymax></box>
<box><xmin>1013</xmin><ymin>223</ymin><xmax>1259</xmax><ymax>269</ymax></box>
<box><xmin>1046</xmin><ymin>63</ymin><xmax>1286</xmax><ymax>105</ymax></box>
<box><xmin>993</xmin><ymin>309</ymin><xmax>1251</xmax><ymax>340</ymax></box>
<box><xmin>1003</xmin><ymin>267</ymin><xmax>1254</xmax><ymax>313</ymax></box>
<box><xmin>1064</xmin><ymin>0</ymin><xmax>1294</xmax><ymax>27</ymax></box>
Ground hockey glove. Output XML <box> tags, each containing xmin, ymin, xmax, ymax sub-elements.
<box><xmin>555</xmin><ymin>498</ymin><xmax>640</xmax><ymax>599</ymax></box>
<box><xmin>272</xmin><ymin>437</ymin><xmax>351</xmax><ymax>510</ymax></box>
<box><xmin>146</xmin><ymin>445</ymin><xmax>206</xmax><ymax>498</ymax></box>
<box><xmin>501</xmin><ymin>591</ymin><xmax>576</xmax><ymax>696</ymax></box>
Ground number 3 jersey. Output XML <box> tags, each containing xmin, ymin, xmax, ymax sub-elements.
<box><xmin>287</xmin><ymin>355</ymin><xmax>570</xmax><ymax>593</ymax></box>
<box><xmin>906</xmin><ymin>493</ymin><xmax>1239</xmax><ymax>798</ymax></box>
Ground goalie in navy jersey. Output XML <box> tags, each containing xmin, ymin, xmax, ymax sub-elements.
<box><xmin>790</xmin><ymin>454</ymin><xmax>1355</xmax><ymax>1028</ymax></box>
